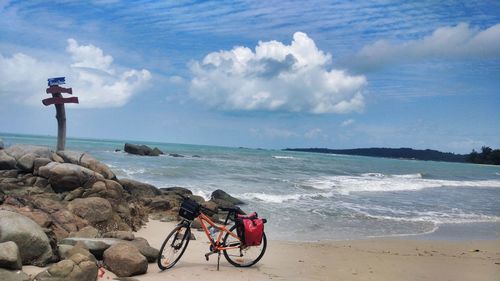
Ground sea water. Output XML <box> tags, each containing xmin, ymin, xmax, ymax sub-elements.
<box><xmin>2</xmin><ymin>133</ymin><xmax>500</xmax><ymax>241</ymax></box>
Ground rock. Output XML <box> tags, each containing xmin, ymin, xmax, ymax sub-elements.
<box><xmin>38</xmin><ymin>162</ymin><xmax>104</xmax><ymax>192</ymax></box>
<box><xmin>160</xmin><ymin>186</ymin><xmax>192</xmax><ymax>196</ymax></box>
<box><xmin>4</xmin><ymin>144</ymin><xmax>51</xmax><ymax>161</ymax></box>
<box><xmin>192</xmin><ymin>155</ymin><xmax>201</xmax><ymax>158</ymax></box>
<box><xmin>0</xmin><ymin>139</ymin><xmax>3</xmax><ymax>149</ymax></box>
<box><xmin>64</xmin><ymin>187</ymin><xmax>85</xmax><ymax>201</ymax></box>
<box><xmin>0</xmin><ymin>210</ymin><xmax>53</xmax><ymax>266</ymax></box>
<box><xmin>32</xmin><ymin>158</ymin><xmax>52</xmax><ymax>176</ymax></box>
<box><xmin>57</xmin><ymin>150</ymin><xmax>116</xmax><ymax>180</ymax></box>
<box><xmin>0</xmin><ymin>150</ymin><xmax>16</xmax><ymax>170</ymax></box>
<box><xmin>16</xmin><ymin>153</ymin><xmax>37</xmax><ymax>171</ymax></box>
<box><xmin>68</xmin><ymin>197</ymin><xmax>112</xmax><ymax>224</ymax></box>
<box><xmin>151</xmin><ymin>147</ymin><xmax>164</xmax><ymax>156</ymax></box>
<box><xmin>16</xmin><ymin>208</ymin><xmax>52</xmax><ymax>228</ymax></box>
<box><xmin>52</xmin><ymin>209</ymin><xmax>88</xmax><ymax>235</ymax></box>
<box><xmin>128</xmin><ymin>238</ymin><xmax>159</xmax><ymax>263</ymax></box>
<box><xmin>83</xmin><ymin>180</ymin><xmax>127</xmax><ymax>205</ymax></box>
<box><xmin>50</xmin><ymin>153</ymin><xmax>64</xmax><ymax>163</ymax></box>
<box><xmin>119</xmin><ymin>178</ymin><xmax>160</xmax><ymax>198</ymax></box>
<box><xmin>59</xmin><ymin>238</ymin><xmax>121</xmax><ymax>260</ymax></box>
<box><xmin>103</xmin><ymin>231</ymin><xmax>135</xmax><ymax>241</ymax></box>
<box><xmin>57</xmin><ymin>244</ymin><xmax>74</xmax><ymax>260</ymax></box>
<box><xmin>0</xmin><ymin>241</ymin><xmax>22</xmax><ymax>270</ymax></box>
<box><xmin>69</xmin><ymin>226</ymin><xmax>99</xmax><ymax>238</ymax></box>
<box><xmin>168</xmin><ymin>153</ymin><xmax>184</xmax><ymax>158</ymax></box>
<box><xmin>146</xmin><ymin>197</ymin><xmax>174</xmax><ymax>211</ymax></box>
<box><xmin>103</xmin><ymin>243</ymin><xmax>148</xmax><ymax>277</ymax></box>
<box><xmin>0</xmin><ymin>169</ymin><xmax>18</xmax><ymax>178</ymax></box>
<box><xmin>66</xmin><ymin>244</ymin><xmax>97</xmax><ymax>263</ymax></box>
<box><xmin>34</xmin><ymin>253</ymin><xmax>98</xmax><ymax>281</ymax></box>
<box><xmin>124</xmin><ymin>143</ymin><xmax>157</xmax><ymax>156</ymax></box>
<box><xmin>0</xmin><ymin>268</ymin><xmax>30</xmax><ymax>281</ymax></box>
<box><xmin>210</xmin><ymin>189</ymin><xmax>244</xmax><ymax>206</ymax></box>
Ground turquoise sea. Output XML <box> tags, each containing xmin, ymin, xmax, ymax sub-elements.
<box><xmin>2</xmin><ymin>133</ymin><xmax>500</xmax><ymax>241</ymax></box>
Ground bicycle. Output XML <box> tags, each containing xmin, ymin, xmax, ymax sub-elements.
<box><xmin>157</xmin><ymin>194</ymin><xmax>267</xmax><ymax>271</ymax></box>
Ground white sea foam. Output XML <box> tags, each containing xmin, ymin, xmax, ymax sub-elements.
<box><xmin>306</xmin><ymin>173</ymin><xmax>500</xmax><ymax>194</ymax></box>
<box><xmin>272</xmin><ymin>156</ymin><xmax>296</xmax><ymax>160</ymax></box>
<box><xmin>239</xmin><ymin>191</ymin><xmax>334</xmax><ymax>204</ymax></box>
<box><xmin>339</xmin><ymin>201</ymin><xmax>500</xmax><ymax>224</ymax></box>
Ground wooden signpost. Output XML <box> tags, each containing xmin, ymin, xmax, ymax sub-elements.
<box><xmin>43</xmin><ymin>77</ymin><xmax>79</xmax><ymax>151</ymax></box>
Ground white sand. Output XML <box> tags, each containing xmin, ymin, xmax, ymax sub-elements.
<box><xmin>24</xmin><ymin>219</ymin><xmax>500</xmax><ymax>280</ymax></box>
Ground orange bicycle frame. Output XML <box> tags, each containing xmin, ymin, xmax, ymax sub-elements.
<box><xmin>196</xmin><ymin>212</ymin><xmax>240</xmax><ymax>251</ymax></box>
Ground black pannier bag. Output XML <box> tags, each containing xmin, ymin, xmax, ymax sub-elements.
<box><xmin>179</xmin><ymin>198</ymin><xmax>200</xmax><ymax>220</ymax></box>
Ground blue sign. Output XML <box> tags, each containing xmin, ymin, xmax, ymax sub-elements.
<box><xmin>48</xmin><ymin>77</ymin><xmax>65</xmax><ymax>86</ymax></box>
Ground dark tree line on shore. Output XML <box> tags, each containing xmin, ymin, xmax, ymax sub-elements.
<box><xmin>466</xmin><ymin>146</ymin><xmax>500</xmax><ymax>165</ymax></box>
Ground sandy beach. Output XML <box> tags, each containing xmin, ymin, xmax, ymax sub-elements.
<box><xmin>26</xmin><ymin>219</ymin><xmax>498</xmax><ymax>281</ymax></box>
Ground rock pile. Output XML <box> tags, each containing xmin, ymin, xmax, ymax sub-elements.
<box><xmin>0</xmin><ymin>143</ymin><xmax>245</xmax><ymax>278</ymax></box>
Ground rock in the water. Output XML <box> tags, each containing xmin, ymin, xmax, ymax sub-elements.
<box><xmin>38</xmin><ymin>162</ymin><xmax>104</xmax><ymax>192</ymax></box>
<box><xmin>0</xmin><ymin>268</ymin><xmax>30</xmax><ymax>281</ymax></box>
<box><xmin>151</xmin><ymin>147</ymin><xmax>164</xmax><ymax>156</ymax></box>
<box><xmin>124</xmin><ymin>143</ymin><xmax>157</xmax><ymax>156</ymax></box>
<box><xmin>57</xmin><ymin>150</ymin><xmax>116</xmax><ymax>180</ymax></box>
<box><xmin>0</xmin><ymin>150</ymin><xmax>16</xmax><ymax>170</ymax></box>
<box><xmin>103</xmin><ymin>243</ymin><xmax>148</xmax><ymax>277</ymax></box>
<box><xmin>168</xmin><ymin>153</ymin><xmax>184</xmax><ymax>158</ymax></box>
<box><xmin>0</xmin><ymin>210</ymin><xmax>53</xmax><ymax>266</ymax></box>
<box><xmin>119</xmin><ymin>178</ymin><xmax>160</xmax><ymax>198</ymax></box>
<box><xmin>68</xmin><ymin>197</ymin><xmax>112</xmax><ymax>224</ymax></box>
<box><xmin>0</xmin><ymin>241</ymin><xmax>22</xmax><ymax>270</ymax></box>
<box><xmin>34</xmin><ymin>253</ymin><xmax>98</xmax><ymax>281</ymax></box>
<box><xmin>103</xmin><ymin>231</ymin><xmax>135</xmax><ymax>241</ymax></box>
<box><xmin>211</xmin><ymin>189</ymin><xmax>244</xmax><ymax>206</ymax></box>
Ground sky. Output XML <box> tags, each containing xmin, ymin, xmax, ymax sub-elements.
<box><xmin>0</xmin><ymin>0</ymin><xmax>499</xmax><ymax>153</ymax></box>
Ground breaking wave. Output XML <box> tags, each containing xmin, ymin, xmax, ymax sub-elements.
<box><xmin>305</xmin><ymin>173</ymin><xmax>500</xmax><ymax>194</ymax></box>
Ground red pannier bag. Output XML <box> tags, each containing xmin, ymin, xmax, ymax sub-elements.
<box><xmin>236</xmin><ymin>212</ymin><xmax>266</xmax><ymax>246</ymax></box>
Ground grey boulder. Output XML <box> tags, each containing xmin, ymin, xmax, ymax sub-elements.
<box><xmin>103</xmin><ymin>243</ymin><xmax>147</xmax><ymax>277</ymax></box>
<box><xmin>57</xmin><ymin>150</ymin><xmax>116</xmax><ymax>180</ymax></box>
<box><xmin>38</xmin><ymin>162</ymin><xmax>104</xmax><ymax>192</ymax></box>
<box><xmin>0</xmin><ymin>210</ymin><xmax>53</xmax><ymax>266</ymax></box>
<box><xmin>0</xmin><ymin>241</ymin><xmax>22</xmax><ymax>270</ymax></box>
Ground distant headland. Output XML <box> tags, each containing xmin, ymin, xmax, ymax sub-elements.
<box><xmin>283</xmin><ymin>147</ymin><xmax>500</xmax><ymax>165</ymax></box>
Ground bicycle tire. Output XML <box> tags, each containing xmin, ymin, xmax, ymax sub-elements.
<box><xmin>158</xmin><ymin>224</ymin><xmax>191</xmax><ymax>270</ymax></box>
<box><xmin>222</xmin><ymin>224</ymin><xmax>267</xmax><ymax>267</ymax></box>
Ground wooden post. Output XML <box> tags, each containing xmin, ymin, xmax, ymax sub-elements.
<box><xmin>43</xmin><ymin>77</ymin><xmax>78</xmax><ymax>152</ymax></box>
<box><xmin>53</xmin><ymin>93</ymin><xmax>66</xmax><ymax>151</ymax></box>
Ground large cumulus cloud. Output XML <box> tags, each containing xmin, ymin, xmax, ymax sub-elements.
<box><xmin>0</xmin><ymin>38</ymin><xmax>151</xmax><ymax>108</ymax></box>
<box><xmin>189</xmin><ymin>32</ymin><xmax>367</xmax><ymax>114</ymax></box>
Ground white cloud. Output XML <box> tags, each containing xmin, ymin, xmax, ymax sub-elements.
<box><xmin>189</xmin><ymin>32</ymin><xmax>367</xmax><ymax>114</ymax></box>
<box><xmin>341</xmin><ymin>119</ymin><xmax>355</xmax><ymax>127</ymax></box>
<box><xmin>354</xmin><ymin>23</ymin><xmax>500</xmax><ymax>69</ymax></box>
<box><xmin>0</xmin><ymin>39</ymin><xmax>151</xmax><ymax>108</ymax></box>
<box><xmin>66</xmin><ymin>38</ymin><xmax>113</xmax><ymax>73</ymax></box>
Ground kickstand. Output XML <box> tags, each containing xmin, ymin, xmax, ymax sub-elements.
<box><xmin>217</xmin><ymin>251</ymin><xmax>221</xmax><ymax>271</ymax></box>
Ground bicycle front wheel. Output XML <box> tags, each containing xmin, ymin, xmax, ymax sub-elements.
<box><xmin>222</xmin><ymin>225</ymin><xmax>267</xmax><ymax>267</ymax></box>
<box><xmin>158</xmin><ymin>224</ymin><xmax>191</xmax><ymax>270</ymax></box>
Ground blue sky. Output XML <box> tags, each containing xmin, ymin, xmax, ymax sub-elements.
<box><xmin>1</xmin><ymin>0</ymin><xmax>499</xmax><ymax>153</ymax></box>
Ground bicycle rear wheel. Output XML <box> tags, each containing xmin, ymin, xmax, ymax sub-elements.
<box><xmin>158</xmin><ymin>224</ymin><xmax>191</xmax><ymax>270</ymax></box>
<box><xmin>222</xmin><ymin>225</ymin><xmax>267</xmax><ymax>267</ymax></box>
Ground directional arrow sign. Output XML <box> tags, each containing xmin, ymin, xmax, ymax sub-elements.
<box><xmin>42</xmin><ymin>96</ymin><xmax>79</xmax><ymax>106</ymax></box>
<box><xmin>46</xmin><ymin>85</ymin><xmax>73</xmax><ymax>95</ymax></box>
<box><xmin>47</xmin><ymin>77</ymin><xmax>65</xmax><ymax>86</ymax></box>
